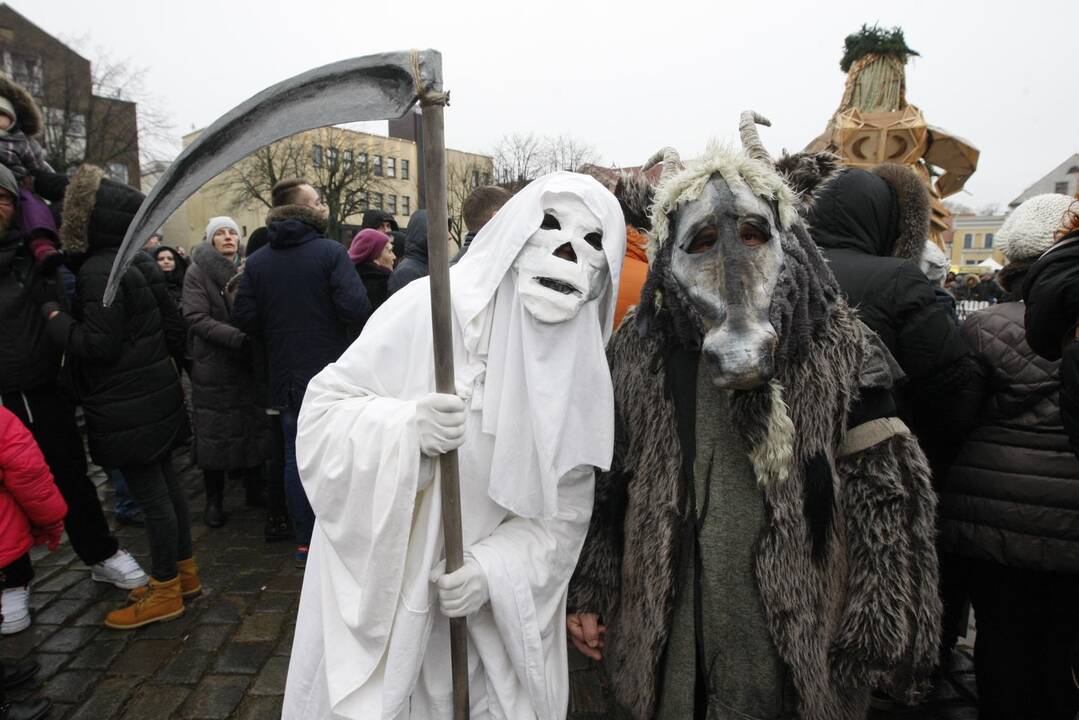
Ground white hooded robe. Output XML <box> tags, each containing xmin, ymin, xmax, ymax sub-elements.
<box><xmin>283</xmin><ymin>173</ymin><xmax>626</xmax><ymax>720</ymax></box>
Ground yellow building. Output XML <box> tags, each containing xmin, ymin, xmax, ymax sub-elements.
<box><xmin>159</xmin><ymin>125</ymin><xmax>493</xmax><ymax>251</ymax></box>
<box><xmin>949</xmin><ymin>213</ymin><xmax>1006</xmax><ymax>270</ymax></box>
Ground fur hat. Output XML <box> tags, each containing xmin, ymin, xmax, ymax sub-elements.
<box><xmin>34</xmin><ymin>165</ymin><xmax>145</xmax><ymax>254</ymax></box>
<box><xmin>0</xmin><ymin>75</ymin><xmax>42</xmax><ymax>136</ymax></box>
<box><xmin>998</xmin><ymin>194</ymin><xmax>1077</xmax><ymax>262</ymax></box>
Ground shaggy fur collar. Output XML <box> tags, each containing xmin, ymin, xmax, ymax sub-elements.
<box><xmin>266</xmin><ymin>203</ymin><xmax>328</xmax><ymax>233</ymax></box>
<box><xmin>648</xmin><ymin>143</ymin><xmax>799</xmax><ymax>260</ymax></box>
<box><xmin>0</xmin><ymin>75</ymin><xmax>42</xmax><ymax>136</ymax></box>
<box><xmin>872</xmin><ymin>163</ymin><xmax>930</xmax><ymax>262</ymax></box>
<box><xmin>59</xmin><ymin>165</ymin><xmax>104</xmax><ymax>255</ymax></box>
<box><xmin>190</xmin><ymin>241</ymin><xmax>239</xmax><ymax>290</ymax></box>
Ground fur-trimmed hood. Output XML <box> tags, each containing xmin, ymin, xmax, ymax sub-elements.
<box><xmin>266</xmin><ymin>203</ymin><xmax>328</xmax><ymax>235</ymax></box>
<box><xmin>190</xmin><ymin>241</ymin><xmax>240</xmax><ymax>290</ymax></box>
<box><xmin>775</xmin><ymin>151</ymin><xmax>844</xmax><ymax>210</ymax></box>
<box><xmin>0</xmin><ymin>75</ymin><xmax>43</xmax><ymax>136</ymax></box>
<box><xmin>36</xmin><ymin>164</ymin><xmax>145</xmax><ymax>255</ymax></box>
<box><xmin>57</xmin><ymin>164</ymin><xmax>104</xmax><ymax>255</ymax></box>
<box><xmin>807</xmin><ymin>162</ymin><xmax>930</xmax><ymax>262</ymax></box>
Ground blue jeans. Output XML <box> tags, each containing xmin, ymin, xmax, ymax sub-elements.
<box><xmin>108</xmin><ymin>468</ymin><xmax>140</xmax><ymax>519</ymax></box>
<box><xmin>281</xmin><ymin>409</ymin><xmax>315</xmax><ymax>546</ymax></box>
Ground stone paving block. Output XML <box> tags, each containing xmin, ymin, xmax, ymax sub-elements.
<box><xmin>275</xmin><ymin>623</ymin><xmax>295</xmax><ymax>656</ymax></box>
<box><xmin>28</xmin><ymin>592</ymin><xmax>56</xmax><ymax>612</ymax></box>
<box><xmin>33</xmin><ymin>570</ymin><xmax>84</xmax><ymax>593</ymax></box>
<box><xmin>34</xmin><ymin>599</ymin><xmax>91</xmax><ymax>626</ymax></box>
<box><xmin>0</xmin><ymin>625</ymin><xmax>57</xmax><ymax>660</ymax></box>
<box><xmin>212</xmin><ymin>641</ymin><xmax>274</xmax><ymax>674</ymax></box>
<box><xmin>235</xmin><ymin>693</ymin><xmax>283</xmax><ymax>720</ymax></box>
<box><xmin>73</xmin><ymin>599</ymin><xmax>115</xmax><ymax>626</ymax></box>
<box><xmin>62</xmin><ymin>577</ymin><xmax>110</xmax><ymax>600</ymax></box>
<box><xmin>228</xmin><ymin>572</ymin><xmax>271</xmax><ymax>595</ymax></box>
<box><xmin>38</xmin><ymin>627</ymin><xmax>98</xmax><ymax>654</ymax></box>
<box><xmin>120</xmin><ymin>683</ymin><xmax>190</xmax><ymax>720</ymax></box>
<box><xmin>200</xmin><ymin>595</ymin><xmax>248</xmax><ymax>624</ymax></box>
<box><xmin>184</xmin><ymin>624</ymin><xmax>233</xmax><ymax>652</ymax></box>
<box><xmin>262</xmin><ymin>573</ymin><xmax>302</xmax><ymax>593</ymax></box>
<box><xmin>35</xmin><ymin>547</ymin><xmax>76</xmax><ymax>567</ymax></box>
<box><xmin>136</xmin><ymin>609</ymin><xmax>200</xmax><ymax>639</ymax></box>
<box><xmin>232</xmin><ymin>611</ymin><xmax>286</xmax><ymax>643</ymax></box>
<box><xmin>28</xmin><ymin>652</ymin><xmax>69</xmax><ymax>683</ymax></box>
<box><xmin>180</xmin><ymin>674</ymin><xmax>250</xmax><ymax>719</ymax></box>
<box><xmin>67</xmin><ymin>675</ymin><xmax>138</xmax><ymax>720</ymax></box>
<box><xmin>154</xmin><ymin>647</ymin><xmax>212</xmax><ymax>685</ymax></box>
<box><xmin>107</xmin><ymin>638</ymin><xmax>181</xmax><ymax>676</ymax></box>
<box><xmin>249</xmin><ymin>655</ymin><xmax>288</xmax><ymax>696</ymax></box>
<box><xmin>254</xmin><ymin>592</ymin><xmax>295</xmax><ymax>613</ymax></box>
<box><xmin>40</xmin><ymin>670</ymin><xmax>101</xmax><ymax>704</ymax></box>
<box><xmin>68</xmin><ymin>639</ymin><xmax>128</xmax><ymax>670</ymax></box>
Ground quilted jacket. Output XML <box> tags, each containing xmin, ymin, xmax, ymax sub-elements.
<box><xmin>941</xmin><ymin>301</ymin><xmax>1079</xmax><ymax>574</ymax></box>
<box><xmin>0</xmin><ymin>407</ymin><xmax>67</xmax><ymax>567</ymax></box>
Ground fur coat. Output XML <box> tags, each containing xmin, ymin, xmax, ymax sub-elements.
<box><xmin>568</xmin><ymin>301</ymin><xmax>941</xmax><ymax>720</ymax></box>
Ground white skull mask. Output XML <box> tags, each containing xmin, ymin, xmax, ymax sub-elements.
<box><xmin>512</xmin><ymin>192</ymin><xmax>610</xmax><ymax>323</ymax></box>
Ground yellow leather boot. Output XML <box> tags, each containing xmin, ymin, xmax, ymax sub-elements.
<box><xmin>129</xmin><ymin>557</ymin><xmax>202</xmax><ymax>602</ymax></box>
<box><xmin>106</xmin><ymin>576</ymin><xmax>184</xmax><ymax>630</ymax></box>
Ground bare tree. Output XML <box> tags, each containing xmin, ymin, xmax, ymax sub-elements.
<box><xmin>978</xmin><ymin>202</ymin><xmax>1002</xmax><ymax>216</ymax></box>
<box><xmin>943</xmin><ymin>200</ymin><xmax>974</xmax><ymax>216</ymax></box>
<box><xmin>224</xmin><ymin>128</ymin><xmax>388</xmax><ymax>242</ymax></box>
<box><xmin>543</xmin><ymin>134</ymin><xmax>600</xmax><ymax>173</ymax></box>
<box><xmin>446</xmin><ymin>158</ymin><xmax>492</xmax><ymax>247</ymax></box>
<box><xmin>492</xmin><ymin>132</ymin><xmax>545</xmax><ymax>186</ymax></box>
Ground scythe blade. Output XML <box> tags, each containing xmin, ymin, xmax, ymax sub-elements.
<box><xmin>104</xmin><ymin>49</ymin><xmax>443</xmax><ymax>304</ymax></box>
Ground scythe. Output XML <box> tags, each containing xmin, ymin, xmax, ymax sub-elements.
<box><xmin>105</xmin><ymin>49</ymin><xmax>470</xmax><ymax>719</ymax></box>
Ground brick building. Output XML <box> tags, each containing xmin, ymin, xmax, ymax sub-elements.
<box><xmin>0</xmin><ymin>4</ymin><xmax>140</xmax><ymax>187</ymax></box>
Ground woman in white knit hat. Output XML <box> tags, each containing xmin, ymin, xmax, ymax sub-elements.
<box><xmin>940</xmin><ymin>193</ymin><xmax>1079</xmax><ymax>720</ymax></box>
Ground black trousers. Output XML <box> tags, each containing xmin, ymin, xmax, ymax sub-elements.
<box><xmin>0</xmin><ymin>387</ymin><xmax>117</xmax><ymax>566</ymax></box>
<box><xmin>122</xmin><ymin>452</ymin><xmax>192</xmax><ymax>581</ymax></box>
<box><xmin>968</xmin><ymin>559</ymin><xmax>1079</xmax><ymax>720</ymax></box>
<box><xmin>265</xmin><ymin>412</ymin><xmax>287</xmax><ymax>517</ymax></box>
<box><xmin>1</xmin><ymin>553</ymin><xmax>33</xmax><ymax>588</ymax></box>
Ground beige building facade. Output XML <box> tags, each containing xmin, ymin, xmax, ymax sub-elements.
<box><xmin>949</xmin><ymin>213</ymin><xmax>1006</xmax><ymax>269</ymax></box>
<box><xmin>159</xmin><ymin>125</ymin><xmax>492</xmax><ymax>251</ymax></box>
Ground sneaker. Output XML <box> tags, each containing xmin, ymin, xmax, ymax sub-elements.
<box><xmin>0</xmin><ymin>586</ymin><xmax>30</xmax><ymax>635</ymax></box>
<box><xmin>294</xmin><ymin>545</ymin><xmax>309</xmax><ymax>568</ymax></box>
<box><xmin>91</xmin><ymin>549</ymin><xmax>149</xmax><ymax>590</ymax></box>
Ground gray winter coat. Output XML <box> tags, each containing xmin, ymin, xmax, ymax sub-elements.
<box><xmin>182</xmin><ymin>243</ymin><xmax>269</xmax><ymax>471</ymax></box>
<box><xmin>941</xmin><ymin>301</ymin><xmax>1079</xmax><ymax>574</ymax></box>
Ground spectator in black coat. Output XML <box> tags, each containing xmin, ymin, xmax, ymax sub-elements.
<box><xmin>942</xmin><ymin>193</ymin><xmax>1079</xmax><ymax>719</ymax></box>
<box><xmin>1024</xmin><ymin>193</ymin><xmax>1079</xmax><ymax>459</ymax></box>
<box><xmin>4</xmin><ymin>164</ymin><xmax>147</xmax><ymax>595</ymax></box>
<box><xmin>804</xmin><ymin>163</ymin><xmax>985</xmax><ymax>473</ymax></box>
<box><xmin>39</xmin><ymin>164</ymin><xmax>194</xmax><ymax>630</ymax></box>
<box><xmin>386</xmin><ymin>210</ymin><xmax>429</xmax><ymax>297</ymax></box>
<box><xmin>152</xmin><ymin>245</ymin><xmax>187</xmax><ymax>307</ymax></box>
<box><xmin>233</xmin><ymin>178</ymin><xmax>370</xmax><ymax>565</ymax></box>
<box><xmin>347</xmin><ymin>227</ymin><xmax>395</xmax><ymax>312</ymax></box>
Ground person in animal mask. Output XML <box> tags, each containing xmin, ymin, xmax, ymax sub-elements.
<box><xmin>282</xmin><ymin>172</ymin><xmax>626</xmax><ymax>720</ymax></box>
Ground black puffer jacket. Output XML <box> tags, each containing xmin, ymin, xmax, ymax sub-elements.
<box><xmin>807</xmin><ymin>165</ymin><xmax>985</xmax><ymax>472</ymax></box>
<box><xmin>182</xmin><ymin>243</ymin><xmax>269</xmax><ymax>470</ymax></box>
<box><xmin>0</xmin><ymin>230</ymin><xmax>63</xmax><ymax>393</ymax></box>
<box><xmin>387</xmin><ymin>210</ymin><xmax>429</xmax><ymax>296</ymax></box>
<box><xmin>941</xmin><ymin>300</ymin><xmax>1079</xmax><ymax>574</ymax></box>
<box><xmin>47</xmin><ymin>247</ymin><xmax>186</xmax><ymax>467</ymax></box>
<box><xmin>1023</xmin><ymin>230</ymin><xmax>1079</xmax><ymax>457</ymax></box>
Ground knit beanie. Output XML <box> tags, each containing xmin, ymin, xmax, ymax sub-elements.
<box><xmin>348</xmin><ymin>228</ymin><xmax>390</xmax><ymax>265</ymax></box>
<box><xmin>998</xmin><ymin>194</ymin><xmax>1078</xmax><ymax>262</ymax></box>
<box><xmin>0</xmin><ymin>96</ymin><xmax>15</xmax><ymax>127</ymax></box>
<box><xmin>205</xmin><ymin>216</ymin><xmax>240</xmax><ymax>244</ymax></box>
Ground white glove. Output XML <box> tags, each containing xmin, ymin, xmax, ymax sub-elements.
<box><xmin>430</xmin><ymin>557</ymin><xmax>489</xmax><ymax>618</ymax></box>
<box><xmin>416</xmin><ymin>393</ymin><xmax>466</xmax><ymax>457</ymax></box>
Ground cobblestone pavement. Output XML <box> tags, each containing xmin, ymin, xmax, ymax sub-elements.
<box><xmin>1</xmin><ymin>446</ymin><xmax>298</xmax><ymax>719</ymax></box>
<box><xmin>2</xmin><ymin>443</ymin><xmax>981</xmax><ymax>720</ymax></box>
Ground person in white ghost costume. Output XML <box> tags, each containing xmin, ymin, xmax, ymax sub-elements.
<box><xmin>282</xmin><ymin>172</ymin><xmax>626</xmax><ymax>720</ymax></box>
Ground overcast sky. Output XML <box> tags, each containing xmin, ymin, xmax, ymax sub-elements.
<box><xmin>22</xmin><ymin>0</ymin><xmax>1079</xmax><ymax>209</ymax></box>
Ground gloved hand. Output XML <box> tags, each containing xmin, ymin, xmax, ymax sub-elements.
<box><xmin>32</xmin><ymin>521</ymin><xmax>64</xmax><ymax>551</ymax></box>
<box><xmin>430</xmin><ymin>556</ymin><xmax>489</xmax><ymax>618</ymax></box>
<box><xmin>40</xmin><ymin>300</ymin><xmax>61</xmax><ymax>320</ymax></box>
<box><xmin>415</xmin><ymin>393</ymin><xmax>466</xmax><ymax>457</ymax></box>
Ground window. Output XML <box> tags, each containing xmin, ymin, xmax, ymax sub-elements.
<box><xmin>105</xmin><ymin>162</ymin><xmax>128</xmax><ymax>184</ymax></box>
<box><xmin>312</xmin><ymin>144</ymin><xmax>323</xmax><ymax>168</ymax></box>
<box><xmin>343</xmin><ymin>149</ymin><xmax>353</xmax><ymax>169</ymax></box>
<box><xmin>357</xmin><ymin>191</ymin><xmax>368</xmax><ymax>210</ymax></box>
<box><xmin>374</xmin><ymin>155</ymin><xmax>383</xmax><ymax>177</ymax></box>
<box><xmin>965</xmin><ymin>259</ymin><xmax>980</xmax><ymax>265</ymax></box>
<box><xmin>373</xmin><ymin>192</ymin><xmax>384</xmax><ymax>210</ymax></box>
<box><xmin>984</xmin><ymin>233</ymin><xmax>994</xmax><ymax>249</ymax></box>
<box><xmin>401</xmin><ymin>159</ymin><xmax>410</xmax><ymax>180</ymax></box>
<box><xmin>326</xmin><ymin>146</ymin><xmax>339</xmax><ymax>168</ymax></box>
<box><xmin>387</xmin><ymin>194</ymin><xmax>397</xmax><ymax>214</ymax></box>
<box><xmin>401</xmin><ymin>195</ymin><xmax>411</xmax><ymax>216</ymax></box>
<box><xmin>1056</xmin><ymin>181</ymin><xmax>1070</xmax><ymax>195</ymax></box>
<box><xmin>386</xmin><ymin>157</ymin><xmax>396</xmax><ymax>178</ymax></box>
<box><xmin>963</xmin><ymin>233</ymin><xmax>973</xmax><ymax>249</ymax></box>
<box><xmin>359</xmin><ymin>153</ymin><xmax>368</xmax><ymax>172</ymax></box>
<box><xmin>482</xmin><ymin>173</ymin><xmax>492</xmax><ymax>186</ymax></box>
<box><xmin>471</xmin><ymin>170</ymin><xmax>480</xmax><ymax>189</ymax></box>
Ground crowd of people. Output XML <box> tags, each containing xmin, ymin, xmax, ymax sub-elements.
<box><xmin>1</xmin><ymin>62</ymin><xmax>1079</xmax><ymax>719</ymax></box>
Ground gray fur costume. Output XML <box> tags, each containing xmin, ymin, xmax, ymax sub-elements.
<box><xmin>569</xmin><ymin>148</ymin><xmax>941</xmax><ymax>720</ymax></box>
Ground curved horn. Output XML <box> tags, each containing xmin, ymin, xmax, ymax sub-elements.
<box><xmin>104</xmin><ymin>49</ymin><xmax>442</xmax><ymax>304</ymax></box>
<box><xmin>739</xmin><ymin>111</ymin><xmax>773</xmax><ymax>165</ymax></box>
<box><xmin>641</xmin><ymin>147</ymin><xmax>684</xmax><ymax>178</ymax></box>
